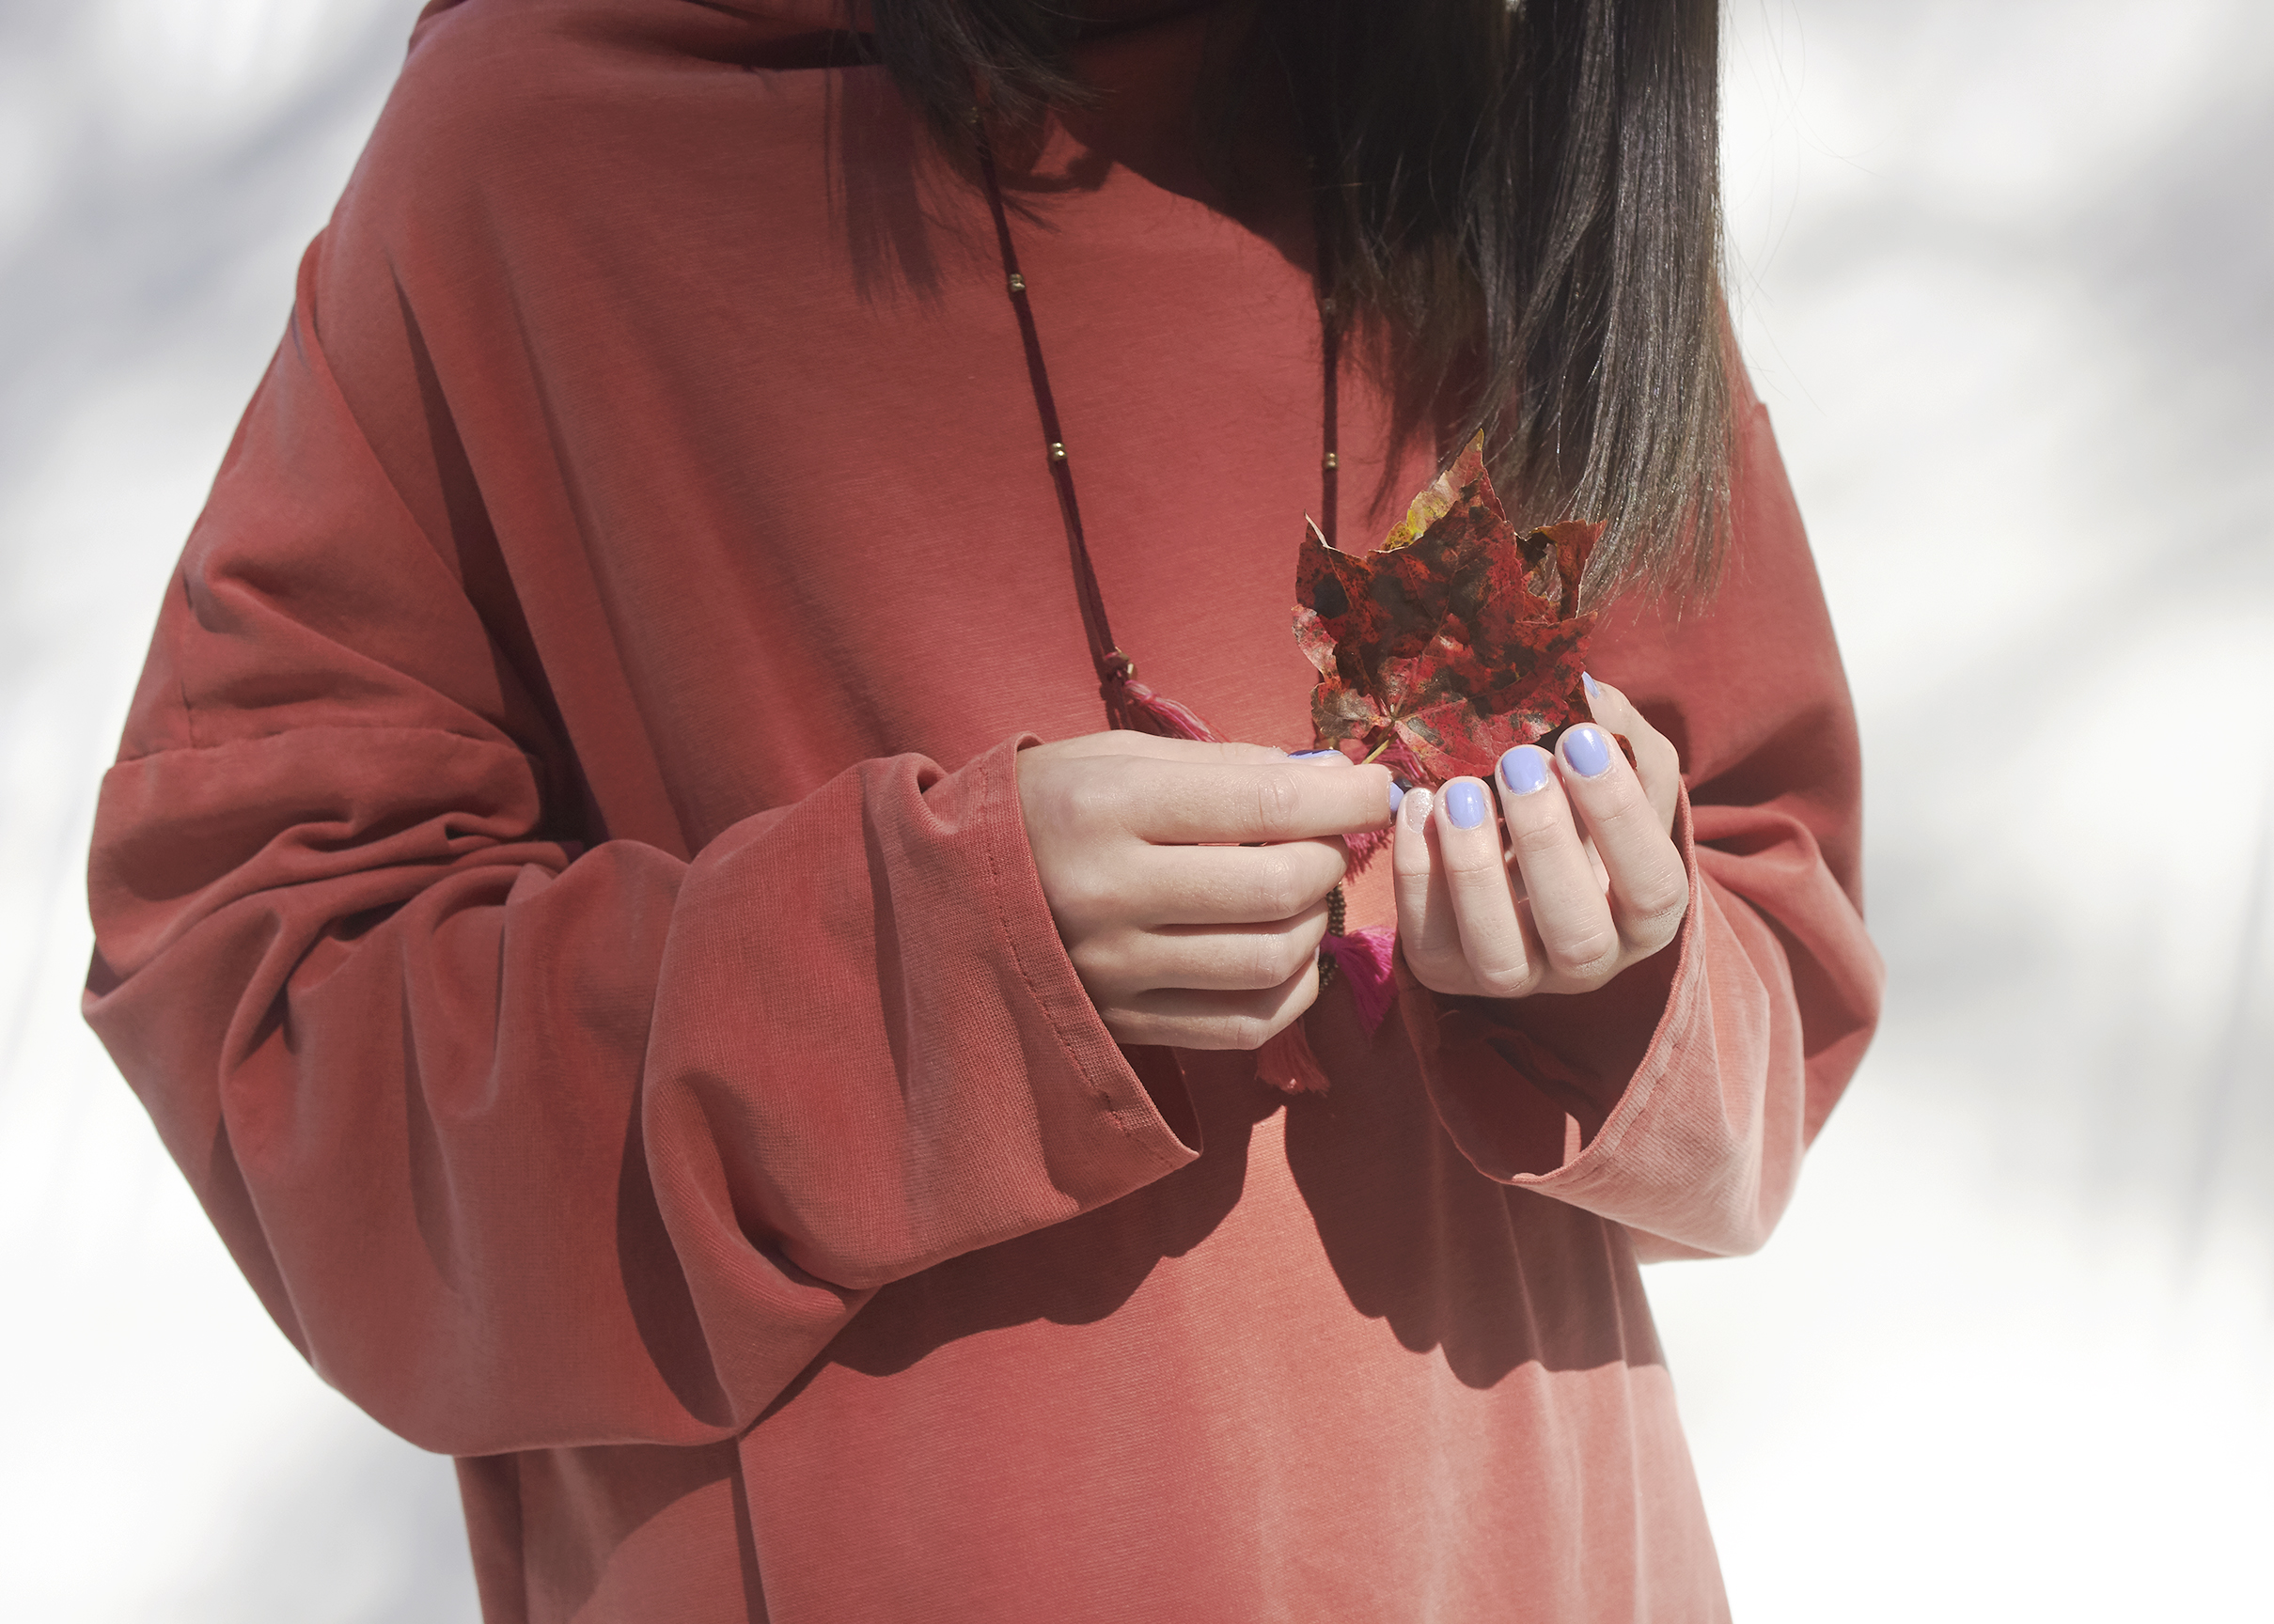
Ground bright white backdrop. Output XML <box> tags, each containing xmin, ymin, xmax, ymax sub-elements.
<box><xmin>2</xmin><ymin>2</ymin><xmax>2267</xmax><ymax>1618</ymax></box>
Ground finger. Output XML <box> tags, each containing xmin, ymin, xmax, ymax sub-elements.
<box><xmin>1118</xmin><ymin>757</ymin><xmax>1397</xmax><ymax>845</ymax></box>
<box><xmin>1494</xmin><ymin>745</ymin><xmax>1619</xmax><ymax>985</ymax></box>
<box><xmin>1108</xmin><ymin>957</ymin><xmax>1319</xmax><ymax>1051</ymax></box>
<box><xmin>1432</xmin><ymin>776</ymin><xmax>1534</xmax><ymax>999</ymax></box>
<box><xmin>1391</xmin><ymin>786</ymin><xmax>1467</xmax><ymax>987</ymax></box>
<box><xmin>1581</xmin><ymin>673</ymin><xmax>1679</xmax><ymax>835</ymax></box>
<box><xmin>1074</xmin><ymin>898</ymin><xmax>1332</xmax><ymax>994</ymax></box>
<box><xmin>1122</xmin><ymin>838</ymin><xmax>1348</xmax><ymax>926</ymax></box>
<box><xmin>1556</xmin><ymin>723</ymin><xmax>1689</xmax><ymax>957</ymax></box>
<box><xmin>1027</xmin><ymin>730</ymin><xmax>1294</xmax><ymax>767</ymax></box>
<box><xmin>1382</xmin><ymin>782</ymin><xmax>1455</xmax><ymax>973</ymax></box>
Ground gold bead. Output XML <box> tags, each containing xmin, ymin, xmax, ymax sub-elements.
<box><xmin>1048</xmin><ymin>442</ymin><xmax>1067</xmax><ymax>461</ymax></box>
<box><xmin>1324</xmin><ymin>452</ymin><xmax>1339</xmax><ymax>470</ymax></box>
<box><xmin>1008</xmin><ymin>273</ymin><xmax>1026</xmax><ymax>293</ymax></box>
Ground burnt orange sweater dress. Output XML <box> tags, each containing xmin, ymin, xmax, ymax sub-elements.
<box><xmin>84</xmin><ymin>2</ymin><xmax>1884</xmax><ymax>1618</ymax></box>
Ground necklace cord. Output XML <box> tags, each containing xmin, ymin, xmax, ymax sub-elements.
<box><xmin>975</xmin><ymin>128</ymin><xmax>1357</xmax><ymax>1089</ymax></box>
<box><xmin>975</xmin><ymin>128</ymin><xmax>1340</xmax><ymax>725</ymax></box>
<box><xmin>975</xmin><ymin>134</ymin><xmax>1130</xmax><ymax>689</ymax></box>
<box><xmin>1314</xmin><ymin>189</ymin><xmax>1339</xmax><ymax>549</ymax></box>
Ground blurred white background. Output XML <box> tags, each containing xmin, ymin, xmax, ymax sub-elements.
<box><xmin>1</xmin><ymin>1</ymin><xmax>2267</xmax><ymax>1618</ymax></box>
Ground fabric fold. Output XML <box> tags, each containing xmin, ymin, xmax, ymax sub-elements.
<box><xmin>86</xmin><ymin>291</ymin><xmax>1195</xmax><ymax>1460</ymax></box>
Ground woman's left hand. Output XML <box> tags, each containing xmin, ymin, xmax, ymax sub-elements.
<box><xmin>1393</xmin><ymin>676</ymin><xmax>1690</xmax><ymax>999</ymax></box>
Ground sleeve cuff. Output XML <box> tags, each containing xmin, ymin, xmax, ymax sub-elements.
<box><xmin>1399</xmin><ymin>783</ymin><xmax>1708</xmax><ymax>1191</ymax></box>
<box><xmin>990</xmin><ymin>736</ymin><xmax>1201</xmax><ymax>1172</ymax></box>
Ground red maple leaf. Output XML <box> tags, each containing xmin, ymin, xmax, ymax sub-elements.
<box><xmin>1294</xmin><ymin>434</ymin><xmax>1604</xmax><ymax>788</ymax></box>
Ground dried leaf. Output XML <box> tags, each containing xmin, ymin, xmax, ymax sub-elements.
<box><xmin>1294</xmin><ymin>434</ymin><xmax>1604</xmax><ymax>787</ymax></box>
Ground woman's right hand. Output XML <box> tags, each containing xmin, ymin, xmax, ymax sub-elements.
<box><xmin>1016</xmin><ymin>733</ymin><xmax>1395</xmax><ymax>1051</ymax></box>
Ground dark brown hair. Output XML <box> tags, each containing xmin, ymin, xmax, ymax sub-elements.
<box><xmin>864</xmin><ymin>0</ymin><xmax>1730</xmax><ymax>601</ymax></box>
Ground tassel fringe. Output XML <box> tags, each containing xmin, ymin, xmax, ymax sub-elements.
<box><xmin>1341</xmin><ymin>826</ymin><xmax>1390</xmax><ymax>875</ymax></box>
<box><xmin>1323</xmin><ymin>927</ymin><xmax>1399</xmax><ymax>1035</ymax></box>
<box><xmin>1254</xmin><ymin>1017</ymin><xmax>1332</xmax><ymax>1095</ymax></box>
<box><xmin>1105</xmin><ymin>676</ymin><xmax>1222</xmax><ymax>742</ymax></box>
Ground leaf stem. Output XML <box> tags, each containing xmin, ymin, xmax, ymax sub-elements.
<box><xmin>1360</xmin><ymin>735</ymin><xmax>1393</xmax><ymax>766</ymax></box>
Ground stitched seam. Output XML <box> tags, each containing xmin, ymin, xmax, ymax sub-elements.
<box><xmin>979</xmin><ymin>742</ymin><xmax>1181</xmax><ymax>1175</ymax></box>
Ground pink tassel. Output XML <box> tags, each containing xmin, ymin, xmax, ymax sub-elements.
<box><xmin>1341</xmin><ymin>825</ymin><xmax>1391</xmax><ymax>875</ymax></box>
<box><xmin>1254</xmin><ymin>1016</ymin><xmax>1332</xmax><ymax>1095</ymax></box>
<box><xmin>1106</xmin><ymin>676</ymin><xmax>1222</xmax><ymax>742</ymax></box>
<box><xmin>1322</xmin><ymin>927</ymin><xmax>1399</xmax><ymax>1035</ymax></box>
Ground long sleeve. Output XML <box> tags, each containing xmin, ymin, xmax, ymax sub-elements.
<box><xmin>78</xmin><ymin>6</ymin><xmax>1874</xmax><ymax>1610</ymax></box>
<box><xmin>83</xmin><ymin>249</ymin><xmax>1196</xmax><ymax>1460</ymax></box>
<box><xmin>1400</xmin><ymin>382</ymin><xmax>1885</xmax><ymax>1259</ymax></box>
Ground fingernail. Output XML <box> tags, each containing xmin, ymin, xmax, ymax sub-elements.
<box><xmin>1387</xmin><ymin>778</ymin><xmax>1405</xmax><ymax>816</ymax></box>
<box><xmin>1561</xmin><ymin>725</ymin><xmax>1613</xmax><ymax>778</ymax></box>
<box><xmin>1444</xmin><ymin>778</ymin><xmax>1488</xmax><ymax>829</ymax></box>
<box><xmin>1289</xmin><ymin>748</ymin><xmax>1343</xmax><ymax>764</ymax></box>
<box><xmin>1581</xmin><ymin>670</ymin><xmax>1600</xmax><ymax>702</ymax></box>
<box><xmin>1498</xmin><ymin>746</ymin><xmax>1551</xmax><ymax>796</ymax></box>
<box><xmin>1402</xmin><ymin>786</ymin><xmax>1434</xmax><ymax>831</ymax></box>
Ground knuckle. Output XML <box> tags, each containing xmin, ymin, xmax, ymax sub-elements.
<box><xmin>1628</xmin><ymin>874</ymin><xmax>1691</xmax><ymax>934</ymax></box>
<box><xmin>1503</xmin><ymin>813</ymin><xmax>1574</xmax><ymax>863</ymax></box>
<box><xmin>1058</xmin><ymin>773</ymin><xmax>1120</xmax><ymax>834</ymax></box>
<box><xmin>1278</xmin><ymin>926</ymin><xmax>1322</xmax><ymax>983</ymax></box>
<box><xmin>1066</xmin><ymin>938</ymin><xmax>1114</xmax><ymax>986</ymax></box>
<box><xmin>1051</xmin><ymin>868</ymin><xmax>1115</xmax><ymax>928</ymax></box>
<box><xmin>1403</xmin><ymin>939</ymin><xmax>1457</xmax><ymax>981</ymax></box>
<box><xmin>1546</xmin><ymin>929</ymin><xmax>1622</xmax><ymax>986</ymax></box>
<box><xmin>1253</xmin><ymin>852</ymin><xmax>1310</xmax><ymax>919</ymax></box>
<box><xmin>1406</xmin><ymin>960</ymin><xmax>1463</xmax><ymax>995</ymax></box>
<box><xmin>1249</xmin><ymin>768</ymin><xmax>1303</xmax><ymax>840</ymax></box>
<box><xmin>1624</xmin><ymin>906</ymin><xmax>1688</xmax><ymax>959</ymax></box>
<box><xmin>1583</xmin><ymin>786</ymin><xmax>1655</xmax><ymax>835</ymax></box>
<box><xmin>1221</xmin><ymin>1009</ymin><xmax>1277</xmax><ymax>1052</ymax></box>
<box><xmin>1439</xmin><ymin>839</ymin><xmax>1507</xmax><ymax>881</ymax></box>
<box><xmin>1471</xmin><ymin>958</ymin><xmax>1533</xmax><ymax>1000</ymax></box>
<box><xmin>1246</xmin><ymin>930</ymin><xmax>1302</xmax><ymax>990</ymax></box>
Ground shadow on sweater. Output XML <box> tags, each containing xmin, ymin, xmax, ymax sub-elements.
<box><xmin>808</xmin><ymin>985</ymin><xmax>1658</xmax><ymax>1397</ymax></box>
<box><xmin>1283</xmin><ymin>986</ymin><xmax>1663</xmax><ymax>1387</ymax></box>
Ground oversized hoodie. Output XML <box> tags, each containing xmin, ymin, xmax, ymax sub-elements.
<box><xmin>84</xmin><ymin>2</ymin><xmax>1884</xmax><ymax>1619</ymax></box>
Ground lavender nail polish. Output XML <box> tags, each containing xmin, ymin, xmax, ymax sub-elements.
<box><xmin>1581</xmin><ymin>670</ymin><xmax>1601</xmax><ymax>702</ymax></box>
<box><xmin>1562</xmin><ymin>725</ymin><xmax>1613</xmax><ymax>778</ymax></box>
<box><xmin>1388</xmin><ymin>779</ymin><xmax>1406</xmax><ymax>816</ymax></box>
<box><xmin>1289</xmin><ymin>749</ymin><xmax>1343</xmax><ymax>763</ymax></box>
<box><xmin>1444</xmin><ymin>779</ymin><xmax>1489</xmax><ymax>829</ymax></box>
<box><xmin>1498</xmin><ymin>746</ymin><xmax>1550</xmax><ymax>795</ymax></box>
